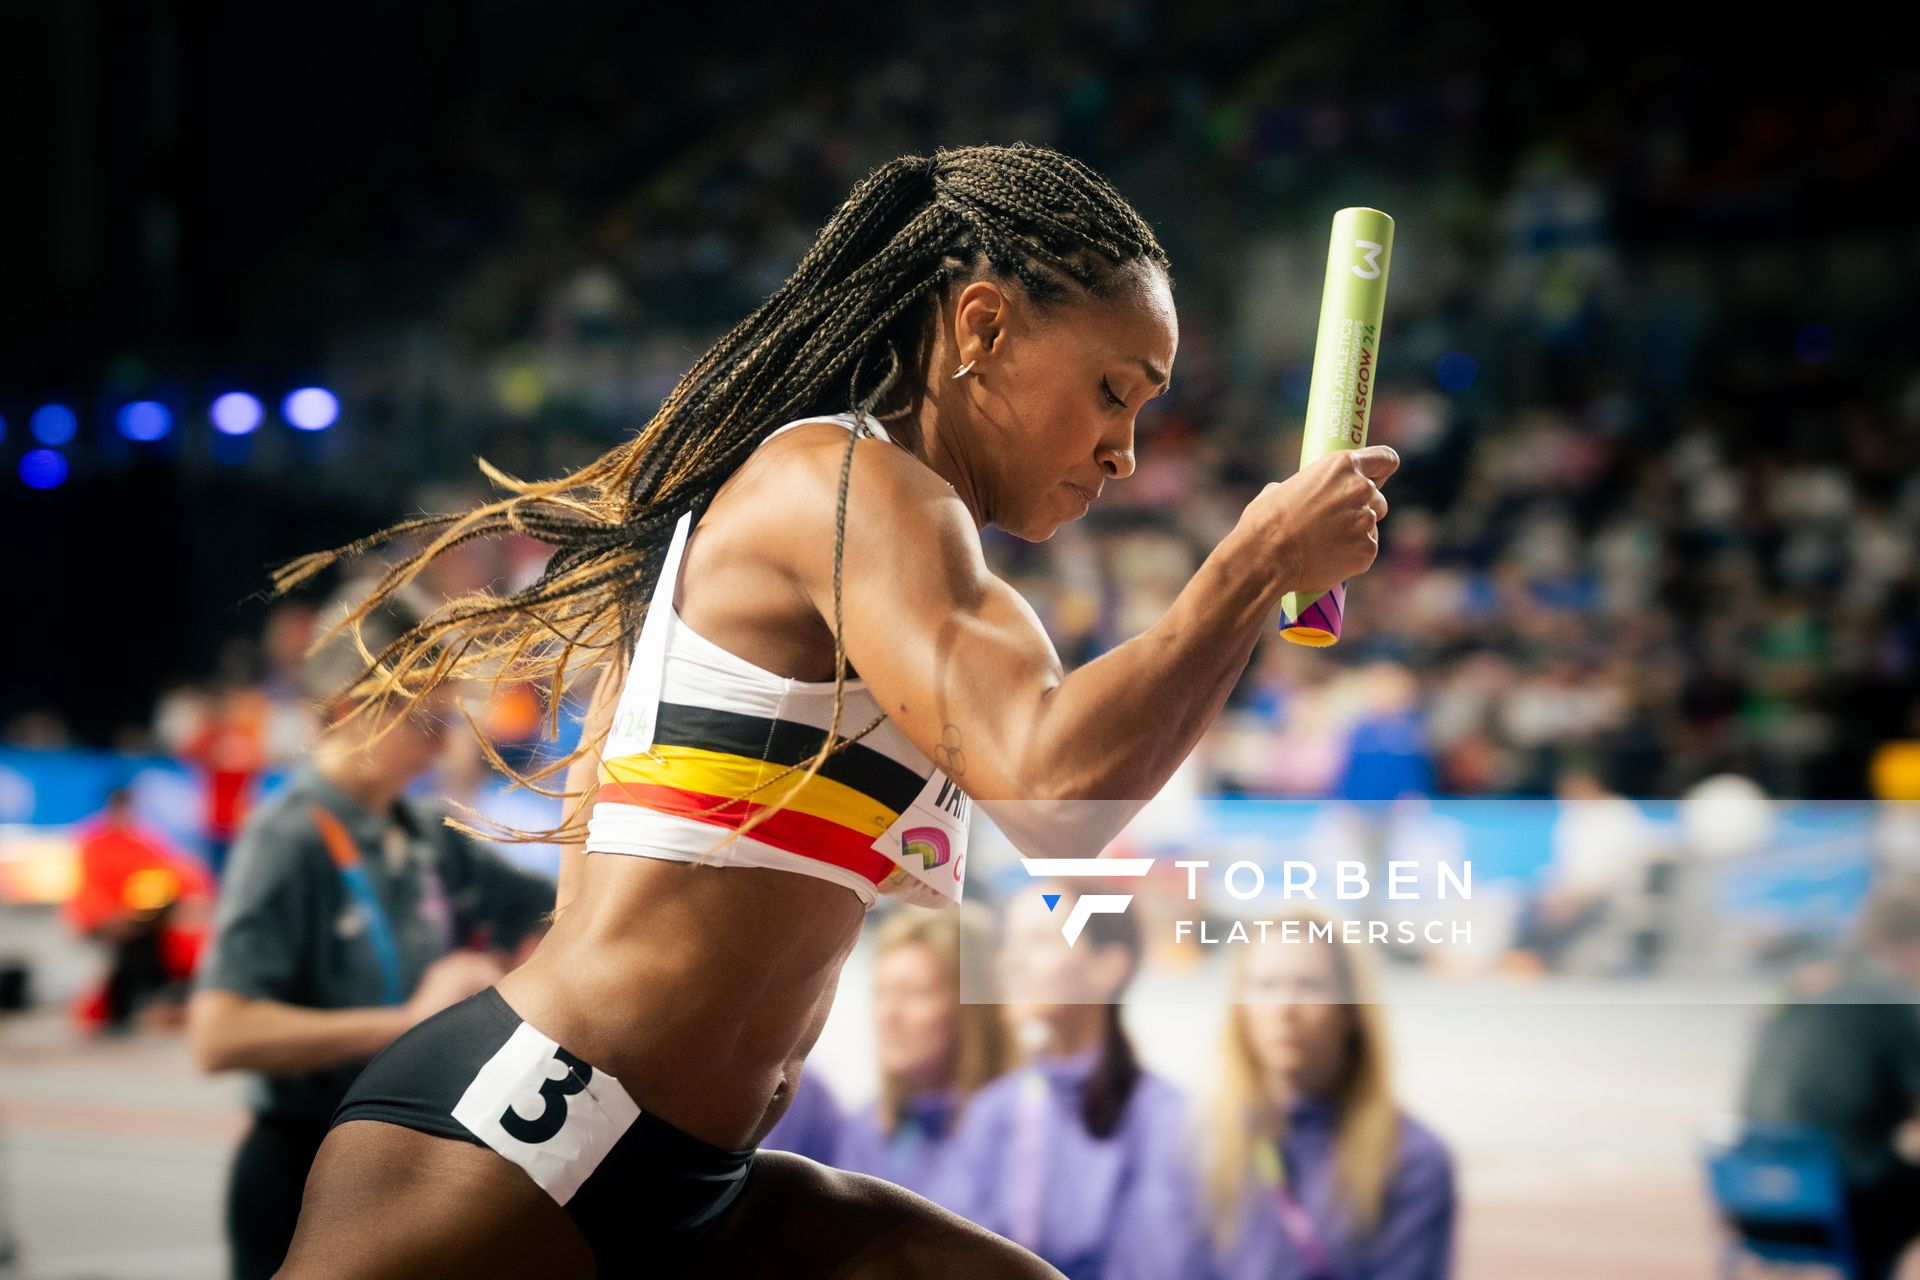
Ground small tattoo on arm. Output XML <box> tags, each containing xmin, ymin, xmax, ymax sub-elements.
<box><xmin>933</xmin><ymin>723</ymin><xmax>966</xmax><ymax>779</ymax></box>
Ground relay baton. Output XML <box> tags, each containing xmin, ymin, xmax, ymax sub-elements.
<box><xmin>1278</xmin><ymin>207</ymin><xmax>1395</xmax><ymax>646</ymax></box>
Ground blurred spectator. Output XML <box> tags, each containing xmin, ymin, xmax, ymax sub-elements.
<box><xmin>178</xmin><ymin>686</ymin><xmax>272</xmax><ymax>880</ymax></box>
<box><xmin>3</xmin><ymin>710</ymin><xmax>74</xmax><ymax>749</ymax></box>
<box><xmin>11</xmin><ymin>7</ymin><xmax>1920</xmax><ymax>814</ymax></box>
<box><xmin>432</xmin><ymin>700</ymin><xmax>580</xmax><ymax>886</ymax></box>
<box><xmin>187</xmin><ymin>578</ymin><xmax>556</xmax><ymax>1280</ymax></box>
<box><xmin>1739</xmin><ymin>876</ymin><xmax>1920</xmax><ymax>1280</ymax></box>
<box><xmin>946</xmin><ymin>884</ymin><xmax>1200</xmax><ymax>1280</ymax></box>
<box><xmin>1334</xmin><ymin>665</ymin><xmax>1434</xmax><ymax>803</ymax></box>
<box><xmin>64</xmin><ymin>785</ymin><xmax>213</xmax><ymax>1033</ymax></box>
<box><xmin>1196</xmin><ymin>908</ymin><xmax>1455</xmax><ymax>1280</ymax></box>
<box><xmin>1510</xmin><ymin>769</ymin><xmax>1661</xmax><ymax>974</ymax></box>
<box><xmin>831</xmin><ymin>905</ymin><xmax>1011</xmax><ymax>1204</ymax></box>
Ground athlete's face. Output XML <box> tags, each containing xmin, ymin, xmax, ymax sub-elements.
<box><xmin>1237</xmin><ymin>940</ymin><xmax>1353</xmax><ymax>1101</ymax></box>
<box><xmin>949</xmin><ymin>263</ymin><xmax>1177</xmax><ymax>541</ymax></box>
<box><xmin>873</xmin><ymin>940</ymin><xmax>956</xmax><ymax>1086</ymax></box>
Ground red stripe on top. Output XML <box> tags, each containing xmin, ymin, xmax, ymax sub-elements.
<box><xmin>599</xmin><ymin>781</ymin><xmax>893</xmax><ymax>885</ymax></box>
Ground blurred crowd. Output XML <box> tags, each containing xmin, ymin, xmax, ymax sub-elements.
<box><xmin>11</xmin><ymin>6</ymin><xmax>1915</xmax><ymax>808</ymax></box>
<box><xmin>750</xmin><ymin>897</ymin><xmax>1462</xmax><ymax>1280</ymax></box>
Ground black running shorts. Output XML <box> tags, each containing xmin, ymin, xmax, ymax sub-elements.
<box><xmin>332</xmin><ymin>986</ymin><xmax>756</xmax><ymax>1275</ymax></box>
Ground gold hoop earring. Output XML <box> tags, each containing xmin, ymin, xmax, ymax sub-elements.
<box><xmin>951</xmin><ymin>360</ymin><xmax>975</xmax><ymax>380</ymax></box>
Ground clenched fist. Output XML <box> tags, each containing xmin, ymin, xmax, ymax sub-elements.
<box><xmin>1238</xmin><ymin>445</ymin><xmax>1400</xmax><ymax>598</ymax></box>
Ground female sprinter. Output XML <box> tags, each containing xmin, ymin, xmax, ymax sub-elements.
<box><xmin>1198</xmin><ymin>908</ymin><xmax>1455</xmax><ymax>1279</ymax></box>
<box><xmin>272</xmin><ymin>143</ymin><xmax>1399</xmax><ymax>1278</ymax></box>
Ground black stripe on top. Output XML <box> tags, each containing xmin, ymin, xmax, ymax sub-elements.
<box><xmin>652</xmin><ymin>701</ymin><xmax>926</xmax><ymax>814</ymax></box>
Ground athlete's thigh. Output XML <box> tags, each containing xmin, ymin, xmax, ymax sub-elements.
<box><xmin>276</xmin><ymin>1119</ymin><xmax>596</xmax><ymax>1280</ymax></box>
<box><xmin>681</xmin><ymin>1149</ymin><xmax>1064</xmax><ymax>1280</ymax></box>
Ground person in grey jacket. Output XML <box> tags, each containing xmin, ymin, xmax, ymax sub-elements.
<box><xmin>1740</xmin><ymin>876</ymin><xmax>1920</xmax><ymax>1280</ymax></box>
<box><xmin>188</xmin><ymin>579</ymin><xmax>555</xmax><ymax>1280</ymax></box>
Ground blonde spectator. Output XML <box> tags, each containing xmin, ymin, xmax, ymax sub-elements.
<box><xmin>1198</xmin><ymin>907</ymin><xmax>1455</xmax><ymax>1279</ymax></box>
<box><xmin>828</xmin><ymin>904</ymin><xmax>1011</xmax><ymax>1204</ymax></box>
<box><xmin>945</xmin><ymin>884</ymin><xmax>1202</xmax><ymax>1279</ymax></box>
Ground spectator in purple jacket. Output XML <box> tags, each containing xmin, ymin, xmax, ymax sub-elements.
<box><xmin>758</xmin><ymin>1065</ymin><xmax>842</xmax><ymax>1165</ymax></box>
<box><xmin>946</xmin><ymin>882</ymin><xmax>1206</xmax><ymax>1280</ymax></box>
<box><xmin>832</xmin><ymin>904</ymin><xmax>1011</xmax><ymax>1205</ymax></box>
<box><xmin>1198</xmin><ymin>907</ymin><xmax>1455</xmax><ymax>1280</ymax></box>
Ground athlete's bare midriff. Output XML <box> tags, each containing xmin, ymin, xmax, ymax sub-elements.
<box><xmin>496</xmin><ymin>849</ymin><xmax>866</xmax><ymax>1151</ymax></box>
<box><xmin>498</xmin><ymin>423</ymin><xmax>903</xmax><ymax>1153</ymax></box>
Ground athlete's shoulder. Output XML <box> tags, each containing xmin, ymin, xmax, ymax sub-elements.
<box><xmin>758</xmin><ymin>414</ymin><xmax>958</xmax><ymax>509</ymax></box>
<box><xmin>715</xmin><ymin>412</ymin><xmax>995</xmax><ymax>629</ymax></box>
<box><xmin>746</xmin><ymin>415</ymin><xmax>979</xmax><ymax>572</ymax></box>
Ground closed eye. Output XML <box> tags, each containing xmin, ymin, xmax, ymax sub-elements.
<box><xmin>1101</xmin><ymin>377</ymin><xmax>1126</xmax><ymax>409</ymax></box>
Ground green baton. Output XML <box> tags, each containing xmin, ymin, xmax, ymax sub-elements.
<box><xmin>1278</xmin><ymin>207</ymin><xmax>1395</xmax><ymax>646</ymax></box>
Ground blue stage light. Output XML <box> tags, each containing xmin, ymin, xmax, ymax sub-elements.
<box><xmin>118</xmin><ymin>400</ymin><xmax>173</xmax><ymax>442</ymax></box>
<box><xmin>282</xmin><ymin>387</ymin><xmax>339</xmax><ymax>431</ymax></box>
<box><xmin>30</xmin><ymin>404</ymin><xmax>78</xmax><ymax>446</ymax></box>
<box><xmin>211</xmin><ymin>392</ymin><xmax>265</xmax><ymax>436</ymax></box>
<box><xmin>20</xmin><ymin>450</ymin><xmax>68</xmax><ymax>489</ymax></box>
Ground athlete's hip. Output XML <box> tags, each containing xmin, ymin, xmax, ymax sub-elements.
<box><xmin>331</xmin><ymin>985</ymin><xmax>757</xmax><ymax>1273</ymax></box>
<box><xmin>494</xmin><ymin>908</ymin><xmax>856</xmax><ymax>1147</ymax></box>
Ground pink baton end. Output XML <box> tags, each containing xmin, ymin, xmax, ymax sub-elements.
<box><xmin>1279</xmin><ymin>581</ymin><xmax>1346</xmax><ymax>647</ymax></box>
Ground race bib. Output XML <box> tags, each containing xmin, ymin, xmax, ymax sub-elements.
<box><xmin>871</xmin><ymin>769</ymin><xmax>970</xmax><ymax>907</ymax></box>
<box><xmin>451</xmin><ymin>1022</ymin><xmax>640</xmax><ymax>1204</ymax></box>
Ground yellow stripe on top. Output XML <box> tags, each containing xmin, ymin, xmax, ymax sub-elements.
<box><xmin>602</xmin><ymin>744</ymin><xmax>902</xmax><ymax>837</ymax></box>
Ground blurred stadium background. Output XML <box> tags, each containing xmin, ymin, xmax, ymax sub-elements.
<box><xmin>1</xmin><ymin>2</ymin><xmax>1915</xmax><ymax>1276</ymax></box>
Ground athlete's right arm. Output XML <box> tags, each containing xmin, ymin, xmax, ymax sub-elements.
<box><xmin>778</xmin><ymin>434</ymin><xmax>1397</xmax><ymax>818</ymax></box>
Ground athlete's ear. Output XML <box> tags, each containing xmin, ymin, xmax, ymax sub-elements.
<box><xmin>952</xmin><ymin>279</ymin><xmax>1008</xmax><ymax>371</ymax></box>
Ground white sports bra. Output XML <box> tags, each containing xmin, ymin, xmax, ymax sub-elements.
<box><xmin>584</xmin><ymin>412</ymin><xmax>970</xmax><ymax>910</ymax></box>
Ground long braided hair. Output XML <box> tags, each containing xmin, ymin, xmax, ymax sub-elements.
<box><xmin>273</xmin><ymin>142</ymin><xmax>1169</xmax><ymax>846</ymax></box>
